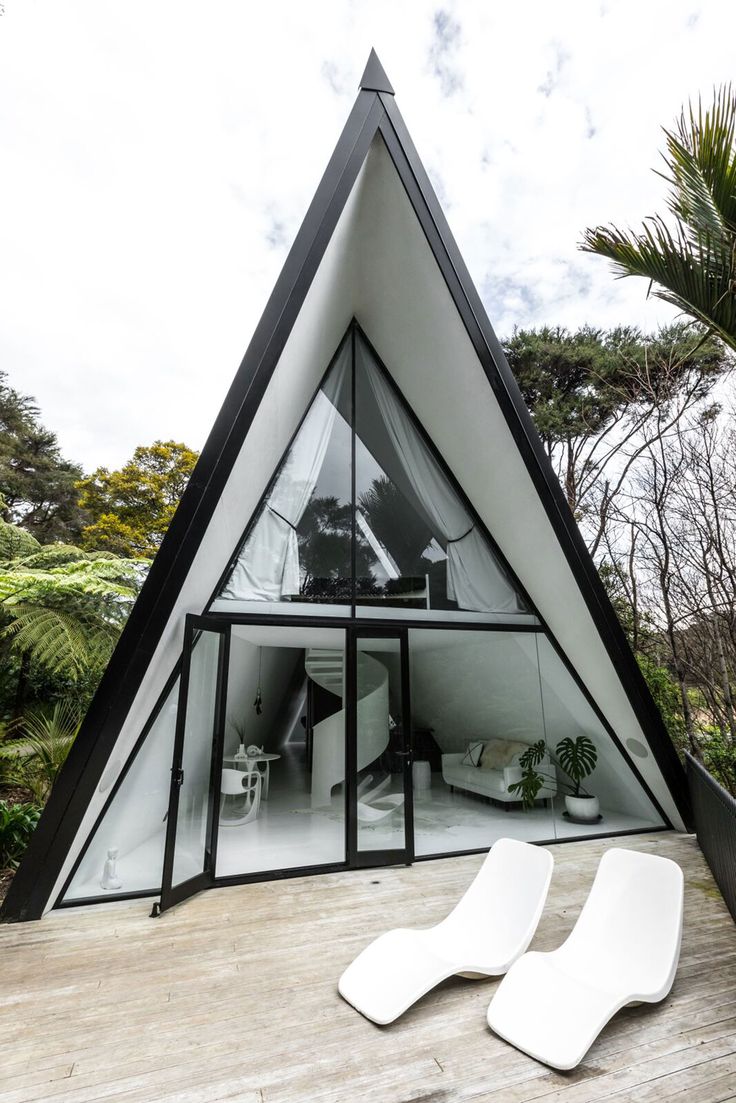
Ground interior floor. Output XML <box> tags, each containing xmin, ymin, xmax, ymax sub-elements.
<box><xmin>214</xmin><ymin>744</ymin><xmax>660</xmax><ymax>877</ymax></box>
<box><xmin>65</xmin><ymin>744</ymin><xmax>662</xmax><ymax>901</ymax></box>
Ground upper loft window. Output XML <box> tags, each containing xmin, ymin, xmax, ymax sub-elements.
<box><xmin>215</xmin><ymin>325</ymin><xmax>534</xmax><ymax>623</ymax></box>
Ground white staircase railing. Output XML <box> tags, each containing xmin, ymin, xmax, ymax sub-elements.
<box><xmin>305</xmin><ymin>648</ymin><xmax>390</xmax><ymax>809</ymax></box>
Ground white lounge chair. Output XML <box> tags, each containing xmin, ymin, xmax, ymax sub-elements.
<box><xmin>487</xmin><ymin>847</ymin><xmax>684</xmax><ymax>1070</ymax></box>
<box><xmin>338</xmin><ymin>837</ymin><xmax>553</xmax><ymax>1024</ymax></box>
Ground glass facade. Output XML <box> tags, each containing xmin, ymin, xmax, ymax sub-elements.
<box><xmin>409</xmin><ymin>628</ymin><xmax>663</xmax><ymax>857</ymax></box>
<box><xmin>64</xmin><ymin>679</ymin><xmax>179</xmax><ymax>901</ymax></box>
<box><xmin>216</xmin><ymin>328</ymin><xmax>532</xmax><ymax>622</ymax></box>
<box><xmin>170</xmin><ymin>630</ymin><xmax>223</xmax><ymax>889</ymax></box>
<box><xmin>220</xmin><ymin>338</ymin><xmax>353</xmax><ymax>609</ymax></box>
<box><xmin>61</xmin><ymin>324</ymin><xmax>666</xmax><ymax>908</ymax></box>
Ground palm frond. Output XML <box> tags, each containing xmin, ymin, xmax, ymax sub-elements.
<box><xmin>582</xmin><ymin>84</ymin><xmax>736</xmax><ymax>349</ymax></box>
<box><xmin>582</xmin><ymin>216</ymin><xmax>736</xmax><ymax>354</ymax></box>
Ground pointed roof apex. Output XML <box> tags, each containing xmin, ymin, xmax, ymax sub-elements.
<box><xmin>359</xmin><ymin>49</ymin><xmax>394</xmax><ymax>95</ymax></box>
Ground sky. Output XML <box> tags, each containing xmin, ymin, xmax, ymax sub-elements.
<box><xmin>1</xmin><ymin>0</ymin><xmax>735</xmax><ymax>474</ymax></box>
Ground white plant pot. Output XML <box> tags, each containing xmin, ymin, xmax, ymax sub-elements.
<box><xmin>565</xmin><ymin>794</ymin><xmax>600</xmax><ymax>822</ymax></box>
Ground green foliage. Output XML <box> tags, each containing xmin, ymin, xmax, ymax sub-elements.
<box><xmin>2</xmin><ymin>701</ymin><xmax>81</xmax><ymax>802</ymax></box>
<box><xmin>0</xmin><ymin>546</ymin><xmax>147</xmax><ymax>689</ymax></box>
<box><xmin>637</xmin><ymin>655</ymin><xmax>687</xmax><ymax>754</ymax></box>
<box><xmin>582</xmin><ymin>86</ymin><xmax>736</xmax><ymax>352</ymax></box>
<box><xmin>508</xmin><ymin>739</ymin><xmax>548</xmax><ymax>808</ymax></box>
<box><xmin>78</xmin><ymin>441</ymin><xmax>199</xmax><ymax>557</ymax></box>
<box><xmin>555</xmin><ymin>735</ymin><xmax>597</xmax><ymax>797</ymax></box>
<box><xmin>505</xmin><ymin>326</ymin><xmax>628</xmax><ymax>447</ymax></box>
<box><xmin>508</xmin><ymin>736</ymin><xmax>598</xmax><ymax>807</ymax></box>
<box><xmin>0</xmin><ymin>373</ymin><xmax>85</xmax><ymax>542</ymax></box>
<box><xmin>0</xmin><ymin>801</ymin><xmax>41</xmax><ymax>870</ymax></box>
<box><xmin>0</xmin><ymin>516</ymin><xmax>40</xmax><ymax>563</ymax></box>
<box><xmin>698</xmin><ymin>728</ymin><xmax>736</xmax><ymax>796</ymax></box>
<box><xmin>505</xmin><ymin>324</ymin><xmax>727</xmax><ymax>450</ymax></box>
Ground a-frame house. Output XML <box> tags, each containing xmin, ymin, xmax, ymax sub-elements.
<box><xmin>3</xmin><ymin>51</ymin><xmax>689</xmax><ymax>922</ymax></box>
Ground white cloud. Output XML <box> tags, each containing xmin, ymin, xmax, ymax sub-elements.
<box><xmin>0</xmin><ymin>0</ymin><xmax>734</xmax><ymax>471</ymax></box>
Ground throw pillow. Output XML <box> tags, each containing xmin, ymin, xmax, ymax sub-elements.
<box><xmin>462</xmin><ymin>741</ymin><xmax>484</xmax><ymax>767</ymax></box>
<box><xmin>479</xmin><ymin>739</ymin><xmax>531</xmax><ymax>770</ymax></box>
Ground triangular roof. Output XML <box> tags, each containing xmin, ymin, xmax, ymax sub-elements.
<box><xmin>3</xmin><ymin>52</ymin><xmax>689</xmax><ymax>921</ymax></box>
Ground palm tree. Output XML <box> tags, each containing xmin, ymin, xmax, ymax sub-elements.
<box><xmin>581</xmin><ymin>86</ymin><xmax>736</xmax><ymax>353</ymax></box>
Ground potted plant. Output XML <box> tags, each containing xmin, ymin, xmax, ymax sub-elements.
<box><xmin>508</xmin><ymin>735</ymin><xmax>600</xmax><ymax>822</ymax></box>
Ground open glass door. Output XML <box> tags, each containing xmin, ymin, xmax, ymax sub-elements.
<box><xmin>155</xmin><ymin>615</ymin><xmax>230</xmax><ymax>915</ymax></box>
<box><xmin>348</xmin><ymin>630</ymin><xmax>414</xmax><ymax>867</ymax></box>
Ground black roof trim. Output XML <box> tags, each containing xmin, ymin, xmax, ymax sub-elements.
<box><xmin>2</xmin><ymin>57</ymin><xmax>689</xmax><ymax>922</ymax></box>
<box><xmin>359</xmin><ymin>48</ymin><xmax>394</xmax><ymax>95</ymax></box>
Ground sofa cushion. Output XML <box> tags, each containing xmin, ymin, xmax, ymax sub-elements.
<box><xmin>479</xmin><ymin>739</ymin><xmax>530</xmax><ymax>770</ymax></box>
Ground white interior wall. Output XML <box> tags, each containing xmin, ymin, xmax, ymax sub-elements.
<box><xmin>409</xmin><ymin>635</ymin><xmax>544</xmax><ymax>752</ymax></box>
<box><xmin>224</xmin><ymin>633</ymin><xmax>303</xmax><ymax>755</ymax></box>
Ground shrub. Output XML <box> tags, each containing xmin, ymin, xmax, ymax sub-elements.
<box><xmin>1</xmin><ymin>700</ymin><xmax>80</xmax><ymax>803</ymax></box>
<box><xmin>0</xmin><ymin>800</ymin><xmax>41</xmax><ymax>869</ymax></box>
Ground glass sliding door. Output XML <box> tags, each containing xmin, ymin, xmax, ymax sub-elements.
<box><xmin>158</xmin><ymin>616</ymin><xmax>230</xmax><ymax>914</ymax></box>
<box><xmin>408</xmin><ymin>627</ymin><xmax>557</xmax><ymax>856</ymax></box>
<box><xmin>349</xmin><ymin>631</ymin><xmax>413</xmax><ymax>866</ymax></box>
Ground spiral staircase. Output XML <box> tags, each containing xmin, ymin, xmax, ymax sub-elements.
<box><xmin>305</xmin><ymin>648</ymin><xmax>401</xmax><ymax>816</ymax></box>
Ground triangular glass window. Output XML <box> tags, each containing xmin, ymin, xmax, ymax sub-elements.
<box><xmin>216</xmin><ymin>326</ymin><xmax>531</xmax><ymax>620</ymax></box>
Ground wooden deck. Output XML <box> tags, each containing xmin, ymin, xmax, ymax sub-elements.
<box><xmin>1</xmin><ymin>832</ymin><xmax>735</xmax><ymax>1103</ymax></box>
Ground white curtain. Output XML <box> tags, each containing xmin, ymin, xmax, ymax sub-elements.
<box><xmin>222</xmin><ymin>357</ymin><xmax>347</xmax><ymax>601</ymax></box>
<box><xmin>358</xmin><ymin>342</ymin><xmax>521</xmax><ymax>614</ymax></box>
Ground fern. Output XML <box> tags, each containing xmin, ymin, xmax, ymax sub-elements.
<box><xmin>0</xmin><ymin>550</ymin><xmax>148</xmax><ymax>684</ymax></box>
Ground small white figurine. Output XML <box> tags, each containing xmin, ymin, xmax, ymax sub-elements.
<box><xmin>100</xmin><ymin>847</ymin><xmax>122</xmax><ymax>891</ymax></box>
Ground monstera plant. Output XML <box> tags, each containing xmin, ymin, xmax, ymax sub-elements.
<box><xmin>508</xmin><ymin>735</ymin><xmax>599</xmax><ymax>822</ymax></box>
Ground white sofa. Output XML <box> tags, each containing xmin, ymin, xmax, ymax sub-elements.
<box><xmin>441</xmin><ymin>741</ymin><xmax>557</xmax><ymax>807</ymax></box>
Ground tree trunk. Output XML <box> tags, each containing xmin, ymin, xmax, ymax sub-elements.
<box><xmin>13</xmin><ymin>650</ymin><xmax>31</xmax><ymax>721</ymax></box>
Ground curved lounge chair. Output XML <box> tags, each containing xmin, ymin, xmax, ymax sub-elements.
<box><xmin>356</xmin><ymin>794</ymin><xmax>405</xmax><ymax>823</ymax></box>
<box><xmin>487</xmin><ymin>847</ymin><xmax>684</xmax><ymax>1070</ymax></box>
<box><xmin>338</xmin><ymin>837</ymin><xmax>554</xmax><ymax>1025</ymax></box>
<box><xmin>356</xmin><ymin>773</ymin><xmax>405</xmax><ymax>823</ymax></box>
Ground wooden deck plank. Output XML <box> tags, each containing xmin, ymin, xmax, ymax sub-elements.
<box><xmin>1</xmin><ymin>832</ymin><xmax>734</xmax><ymax>1103</ymax></box>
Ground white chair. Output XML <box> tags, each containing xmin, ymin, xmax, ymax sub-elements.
<box><xmin>487</xmin><ymin>847</ymin><xmax>684</xmax><ymax>1070</ymax></box>
<box><xmin>219</xmin><ymin>767</ymin><xmax>261</xmax><ymax>826</ymax></box>
<box><xmin>338</xmin><ymin>838</ymin><xmax>553</xmax><ymax>1024</ymax></box>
